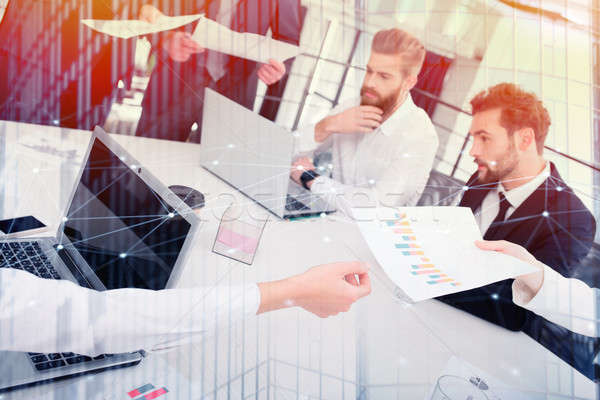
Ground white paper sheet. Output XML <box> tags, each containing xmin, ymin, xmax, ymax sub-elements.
<box><xmin>81</xmin><ymin>14</ymin><xmax>203</xmax><ymax>39</ymax></box>
<box><xmin>191</xmin><ymin>17</ymin><xmax>300</xmax><ymax>63</ymax></box>
<box><xmin>352</xmin><ymin>206</ymin><xmax>538</xmax><ymax>302</ymax></box>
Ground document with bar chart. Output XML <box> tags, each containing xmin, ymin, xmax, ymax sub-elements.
<box><xmin>352</xmin><ymin>207</ymin><xmax>537</xmax><ymax>302</ymax></box>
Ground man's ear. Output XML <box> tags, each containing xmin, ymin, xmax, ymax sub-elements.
<box><xmin>516</xmin><ymin>127</ymin><xmax>536</xmax><ymax>152</ymax></box>
<box><xmin>403</xmin><ymin>75</ymin><xmax>418</xmax><ymax>92</ymax></box>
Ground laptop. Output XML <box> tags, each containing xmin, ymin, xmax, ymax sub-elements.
<box><xmin>0</xmin><ymin>126</ymin><xmax>200</xmax><ymax>392</ymax></box>
<box><xmin>199</xmin><ymin>88</ymin><xmax>335</xmax><ymax>219</ymax></box>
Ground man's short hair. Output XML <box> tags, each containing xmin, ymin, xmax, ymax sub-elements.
<box><xmin>371</xmin><ymin>29</ymin><xmax>425</xmax><ymax>77</ymax></box>
<box><xmin>470</xmin><ymin>83</ymin><xmax>551</xmax><ymax>154</ymax></box>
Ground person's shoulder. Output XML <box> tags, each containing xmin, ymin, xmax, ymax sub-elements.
<box><xmin>546</xmin><ymin>166</ymin><xmax>595</xmax><ymax>224</ymax></box>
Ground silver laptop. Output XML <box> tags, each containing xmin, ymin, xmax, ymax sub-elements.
<box><xmin>0</xmin><ymin>126</ymin><xmax>200</xmax><ymax>392</ymax></box>
<box><xmin>199</xmin><ymin>88</ymin><xmax>335</xmax><ymax>219</ymax></box>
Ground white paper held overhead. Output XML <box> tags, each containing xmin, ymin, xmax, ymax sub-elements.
<box><xmin>81</xmin><ymin>14</ymin><xmax>203</xmax><ymax>39</ymax></box>
<box><xmin>191</xmin><ymin>17</ymin><xmax>300</xmax><ymax>63</ymax></box>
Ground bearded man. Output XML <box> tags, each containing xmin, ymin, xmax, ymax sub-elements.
<box><xmin>438</xmin><ymin>82</ymin><xmax>596</xmax><ymax>331</ymax></box>
<box><xmin>289</xmin><ymin>28</ymin><xmax>438</xmax><ymax>208</ymax></box>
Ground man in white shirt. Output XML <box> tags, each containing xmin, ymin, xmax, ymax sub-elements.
<box><xmin>289</xmin><ymin>28</ymin><xmax>438</xmax><ymax>209</ymax></box>
<box><xmin>0</xmin><ymin>261</ymin><xmax>370</xmax><ymax>356</ymax></box>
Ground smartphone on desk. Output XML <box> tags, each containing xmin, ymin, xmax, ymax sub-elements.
<box><xmin>0</xmin><ymin>216</ymin><xmax>48</xmax><ymax>239</ymax></box>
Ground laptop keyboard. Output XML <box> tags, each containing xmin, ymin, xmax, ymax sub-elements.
<box><xmin>0</xmin><ymin>241</ymin><xmax>60</xmax><ymax>279</ymax></box>
<box><xmin>285</xmin><ymin>195</ymin><xmax>311</xmax><ymax>212</ymax></box>
<box><xmin>25</xmin><ymin>352</ymin><xmax>113</xmax><ymax>371</ymax></box>
<box><xmin>0</xmin><ymin>241</ymin><xmax>112</xmax><ymax>372</ymax></box>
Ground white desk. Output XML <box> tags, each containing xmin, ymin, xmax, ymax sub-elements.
<box><xmin>0</xmin><ymin>121</ymin><xmax>595</xmax><ymax>399</ymax></box>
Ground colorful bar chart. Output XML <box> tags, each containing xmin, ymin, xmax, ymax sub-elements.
<box><xmin>386</xmin><ymin>220</ymin><xmax>410</xmax><ymax>227</ymax></box>
<box><xmin>402</xmin><ymin>250</ymin><xmax>424</xmax><ymax>256</ymax></box>
<box><xmin>411</xmin><ymin>269</ymin><xmax>440</xmax><ymax>275</ymax></box>
<box><xmin>128</xmin><ymin>384</ymin><xmax>154</xmax><ymax>399</ymax></box>
<box><xmin>145</xmin><ymin>388</ymin><xmax>169</xmax><ymax>400</ymax></box>
<box><xmin>127</xmin><ymin>383</ymin><xmax>168</xmax><ymax>400</ymax></box>
<box><xmin>390</xmin><ymin>215</ymin><xmax>462</xmax><ymax>287</ymax></box>
<box><xmin>395</xmin><ymin>243</ymin><xmax>420</xmax><ymax>249</ymax></box>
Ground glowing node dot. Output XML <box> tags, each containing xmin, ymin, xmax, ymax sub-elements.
<box><xmin>462</xmin><ymin>186</ymin><xmax>469</xmax><ymax>191</ymax></box>
<box><xmin>119</xmin><ymin>253</ymin><xmax>127</xmax><ymax>259</ymax></box>
<box><xmin>327</xmin><ymin>164</ymin><xmax>333</xmax><ymax>169</ymax></box>
<box><xmin>117</xmin><ymin>80</ymin><xmax>125</xmax><ymax>89</ymax></box>
<box><xmin>227</xmin><ymin>248</ymin><xmax>237</xmax><ymax>254</ymax></box>
<box><xmin>168</xmin><ymin>212</ymin><xmax>175</xmax><ymax>218</ymax></box>
<box><xmin>61</xmin><ymin>217</ymin><xmax>68</xmax><ymax>222</ymax></box>
<box><xmin>52</xmin><ymin>119</ymin><xmax>59</xmax><ymax>125</ymax></box>
<box><xmin>491</xmin><ymin>293</ymin><xmax>499</xmax><ymax>300</ymax></box>
<box><xmin>489</xmin><ymin>160</ymin><xmax>497</xmax><ymax>166</ymax></box>
<box><xmin>212</xmin><ymin>160</ymin><xmax>219</xmax><ymax>166</ymax></box>
<box><xmin>130</xmin><ymin>164</ymin><xmax>137</xmax><ymax>170</ymax></box>
<box><xmin>556</xmin><ymin>186</ymin><xmax>563</xmax><ymax>192</ymax></box>
<box><xmin>296</xmin><ymin>165</ymin><xmax>304</xmax><ymax>171</ymax></box>
<box><xmin>191</xmin><ymin>122</ymin><xmax>198</xmax><ymax>131</ymax></box>
<box><xmin>320</xmin><ymin>212</ymin><xmax>326</xmax><ymax>218</ymax></box>
<box><xmin>119</xmin><ymin>156</ymin><xmax>126</xmax><ymax>161</ymax></box>
<box><xmin>368</xmin><ymin>179</ymin><xmax>375</xmax><ymax>185</ymax></box>
<box><xmin>542</xmin><ymin>211</ymin><xmax>549</xmax><ymax>217</ymax></box>
<box><xmin>32</xmin><ymin>168</ymin><xmax>40</xmax><ymax>174</ymax></box>
<box><xmin>227</xmin><ymin>144</ymin><xmax>235</xmax><ymax>149</ymax></box>
<box><xmin>56</xmin><ymin>244</ymin><xmax>64</xmax><ymax>250</ymax></box>
<box><xmin>317</xmin><ymin>166</ymin><xmax>325</xmax><ymax>171</ymax></box>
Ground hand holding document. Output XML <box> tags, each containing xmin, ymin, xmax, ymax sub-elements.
<box><xmin>82</xmin><ymin>13</ymin><xmax>300</xmax><ymax>63</ymax></box>
<box><xmin>352</xmin><ymin>207</ymin><xmax>538</xmax><ymax>302</ymax></box>
<box><xmin>191</xmin><ymin>17</ymin><xmax>300</xmax><ymax>63</ymax></box>
<box><xmin>81</xmin><ymin>14</ymin><xmax>203</xmax><ymax>39</ymax></box>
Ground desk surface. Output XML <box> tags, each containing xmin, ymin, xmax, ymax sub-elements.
<box><xmin>0</xmin><ymin>121</ymin><xmax>595</xmax><ymax>399</ymax></box>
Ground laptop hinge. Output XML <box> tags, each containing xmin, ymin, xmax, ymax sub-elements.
<box><xmin>55</xmin><ymin>245</ymin><xmax>93</xmax><ymax>289</ymax></box>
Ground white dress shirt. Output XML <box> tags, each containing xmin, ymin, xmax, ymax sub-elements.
<box><xmin>0</xmin><ymin>268</ymin><xmax>260</xmax><ymax>356</ymax></box>
<box><xmin>475</xmin><ymin>162</ymin><xmax>550</xmax><ymax>234</ymax></box>
<box><xmin>294</xmin><ymin>95</ymin><xmax>438</xmax><ymax>211</ymax></box>
<box><xmin>512</xmin><ymin>263</ymin><xmax>597</xmax><ymax>337</ymax></box>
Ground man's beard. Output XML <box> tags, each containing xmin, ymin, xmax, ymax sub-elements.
<box><xmin>475</xmin><ymin>143</ymin><xmax>519</xmax><ymax>184</ymax></box>
<box><xmin>360</xmin><ymin>86</ymin><xmax>401</xmax><ymax>115</ymax></box>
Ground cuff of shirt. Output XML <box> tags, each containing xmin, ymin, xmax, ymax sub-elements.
<box><xmin>309</xmin><ymin>176</ymin><xmax>335</xmax><ymax>196</ymax></box>
<box><xmin>512</xmin><ymin>262</ymin><xmax>554</xmax><ymax>309</ymax></box>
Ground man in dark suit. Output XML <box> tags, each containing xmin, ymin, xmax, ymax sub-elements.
<box><xmin>439</xmin><ymin>83</ymin><xmax>596</xmax><ymax>331</ymax></box>
<box><xmin>135</xmin><ymin>0</ymin><xmax>301</xmax><ymax>142</ymax></box>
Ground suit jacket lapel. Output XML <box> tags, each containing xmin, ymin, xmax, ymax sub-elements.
<box><xmin>459</xmin><ymin>172</ymin><xmax>495</xmax><ymax>214</ymax></box>
<box><xmin>487</xmin><ymin>163</ymin><xmax>560</xmax><ymax>241</ymax></box>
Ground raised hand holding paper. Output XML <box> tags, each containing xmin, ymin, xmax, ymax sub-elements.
<box><xmin>81</xmin><ymin>14</ymin><xmax>203</xmax><ymax>39</ymax></box>
<box><xmin>353</xmin><ymin>207</ymin><xmax>537</xmax><ymax>302</ymax></box>
<box><xmin>191</xmin><ymin>17</ymin><xmax>300</xmax><ymax>63</ymax></box>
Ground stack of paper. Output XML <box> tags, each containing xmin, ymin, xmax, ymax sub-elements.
<box><xmin>352</xmin><ymin>207</ymin><xmax>537</xmax><ymax>302</ymax></box>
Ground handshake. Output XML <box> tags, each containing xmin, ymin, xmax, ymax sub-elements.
<box><xmin>138</xmin><ymin>4</ymin><xmax>286</xmax><ymax>85</ymax></box>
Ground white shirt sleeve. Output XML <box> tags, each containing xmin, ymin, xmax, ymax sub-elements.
<box><xmin>512</xmin><ymin>263</ymin><xmax>597</xmax><ymax>337</ymax></box>
<box><xmin>309</xmin><ymin>133</ymin><xmax>438</xmax><ymax>213</ymax></box>
<box><xmin>0</xmin><ymin>268</ymin><xmax>260</xmax><ymax>356</ymax></box>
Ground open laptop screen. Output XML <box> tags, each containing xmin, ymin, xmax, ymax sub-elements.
<box><xmin>60</xmin><ymin>138</ymin><xmax>191</xmax><ymax>290</ymax></box>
